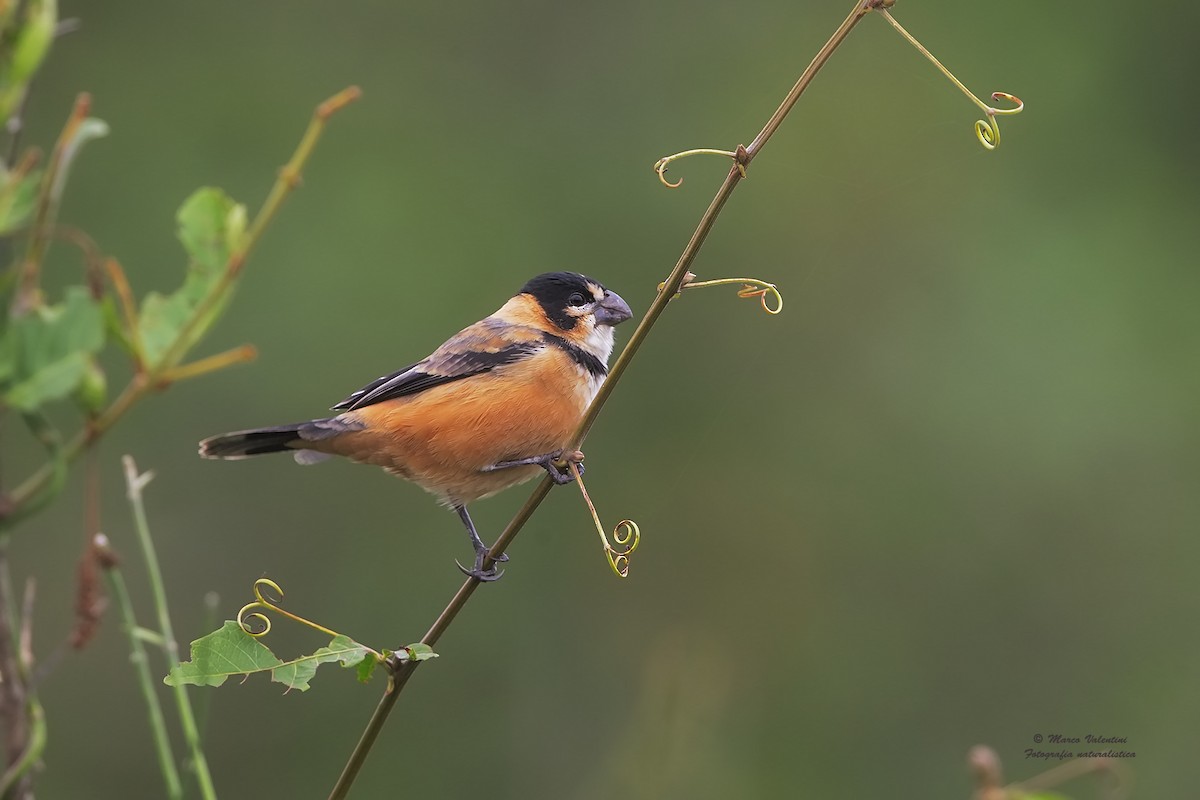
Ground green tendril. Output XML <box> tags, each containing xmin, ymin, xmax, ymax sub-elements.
<box><xmin>658</xmin><ymin>275</ymin><xmax>784</xmax><ymax>315</ymax></box>
<box><xmin>236</xmin><ymin>578</ymin><xmax>340</xmax><ymax>640</ymax></box>
<box><xmin>877</xmin><ymin>9</ymin><xmax>1024</xmax><ymax>150</ymax></box>
<box><xmin>653</xmin><ymin>148</ymin><xmax>745</xmax><ymax>188</ymax></box>
<box><xmin>566</xmin><ymin>461</ymin><xmax>640</xmax><ymax>578</ymax></box>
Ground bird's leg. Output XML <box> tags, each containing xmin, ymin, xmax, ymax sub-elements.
<box><xmin>453</xmin><ymin>504</ymin><xmax>507</xmax><ymax>582</ymax></box>
<box><xmin>482</xmin><ymin>449</ymin><xmax>583</xmax><ymax>485</ymax></box>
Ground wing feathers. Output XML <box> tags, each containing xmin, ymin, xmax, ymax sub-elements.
<box><xmin>332</xmin><ymin>319</ymin><xmax>545</xmax><ymax>411</ymax></box>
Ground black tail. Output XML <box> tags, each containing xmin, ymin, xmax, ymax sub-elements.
<box><xmin>199</xmin><ymin>417</ymin><xmax>360</xmax><ymax>461</ymax></box>
<box><xmin>199</xmin><ymin>423</ymin><xmax>308</xmax><ymax>460</ymax></box>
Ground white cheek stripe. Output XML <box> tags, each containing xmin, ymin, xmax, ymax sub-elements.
<box><xmin>581</xmin><ymin>321</ymin><xmax>615</xmax><ymax>364</ymax></box>
<box><xmin>573</xmin><ymin>318</ymin><xmax>615</xmax><ymax>410</ymax></box>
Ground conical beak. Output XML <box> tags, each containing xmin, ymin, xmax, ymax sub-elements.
<box><xmin>595</xmin><ymin>290</ymin><xmax>633</xmax><ymax>327</ymax></box>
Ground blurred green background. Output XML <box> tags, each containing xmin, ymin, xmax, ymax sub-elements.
<box><xmin>7</xmin><ymin>0</ymin><xmax>1198</xmax><ymax>797</ymax></box>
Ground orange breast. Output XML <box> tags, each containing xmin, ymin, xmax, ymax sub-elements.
<box><xmin>319</xmin><ymin>353</ymin><xmax>588</xmax><ymax>506</ymax></box>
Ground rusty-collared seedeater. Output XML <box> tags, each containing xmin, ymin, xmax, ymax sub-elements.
<box><xmin>199</xmin><ymin>272</ymin><xmax>632</xmax><ymax>580</ymax></box>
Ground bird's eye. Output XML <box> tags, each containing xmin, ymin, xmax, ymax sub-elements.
<box><xmin>567</xmin><ymin>292</ymin><xmax>587</xmax><ymax>307</ymax></box>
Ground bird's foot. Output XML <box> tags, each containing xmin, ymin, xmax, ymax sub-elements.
<box><xmin>484</xmin><ymin>449</ymin><xmax>584</xmax><ymax>485</ymax></box>
<box><xmin>544</xmin><ymin>450</ymin><xmax>583</xmax><ymax>485</ymax></box>
<box><xmin>455</xmin><ymin>548</ymin><xmax>508</xmax><ymax>582</ymax></box>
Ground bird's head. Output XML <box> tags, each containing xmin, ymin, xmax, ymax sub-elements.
<box><xmin>511</xmin><ymin>272</ymin><xmax>632</xmax><ymax>362</ymax></box>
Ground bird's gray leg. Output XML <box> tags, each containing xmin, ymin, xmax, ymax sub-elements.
<box><xmin>453</xmin><ymin>504</ymin><xmax>507</xmax><ymax>582</ymax></box>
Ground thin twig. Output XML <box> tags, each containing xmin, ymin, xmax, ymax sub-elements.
<box><xmin>122</xmin><ymin>457</ymin><xmax>215</xmax><ymax>800</ymax></box>
<box><xmin>155</xmin><ymin>86</ymin><xmax>362</xmax><ymax>372</ymax></box>
<box><xmin>11</xmin><ymin>93</ymin><xmax>95</xmax><ymax>316</ymax></box>
<box><xmin>327</xmin><ymin>2</ymin><xmax>884</xmax><ymax>796</ymax></box>
<box><xmin>746</xmin><ymin>1</ymin><xmax>877</xmax><ymax>156</ymax></box>
<box><xmin>0</xmin><ymin>700</ymin><xmax>42</xmax><ymax>800</ymax></box>
<box><xmin>159</xmin><ymin>345</ymin><xmax>257</xmax><ymax>384</ymax></box>
<box><xmin>96</xmin><ymin>534</ymin><xmax>182</xmax><ymax>800</ymax></box>
<box><xmin>0</xmin><ymin>542</ymin><xmax>36</xmax><ymax>800</ymax></box>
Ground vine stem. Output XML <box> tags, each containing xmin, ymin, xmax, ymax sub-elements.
<box><xmin>327</xmin><ymin>2</ymin><xmax>884</xmax><ymax>797</ymax></box>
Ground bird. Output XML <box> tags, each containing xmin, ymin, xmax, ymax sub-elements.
<box><xmin>199</xmin><ymin>272</ymin><xmax>633</xmax><ymax>580</ymax></box>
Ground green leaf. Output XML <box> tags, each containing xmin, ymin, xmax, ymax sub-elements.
<box><xmin>5</xmin><ymin>351</ymin><xmax>88</xmax><ymax>411</ymax></box>
<box><xmin>177</xmin><ymin>186</ymin><xmax>246</xmax><ymax>274</ymax></box>
<box><xmin>269</xmin><ymin>634</ymin><xmax>372</xmax><ymax>692</ymax></box>
<box><xmin>137</xmin><ymin>188</ymin><xmax>247</xmax><ymax>367</ymax></box>
<box><xmin>356</xmin><ymin>655</ymin><xmax>379</xmax><ymax>684</ymax></box>
<box><xmin>0</xmin><ymin>0</ymin><xmax>57</xmax><ymax>121</ymax></box>
<box><xmin>1</xmin><ymin>286</ymin><xmax>105</xmax><ymax>410</ymax></box>
<box><xmin>165</xmin><ymin>621</ymin><xmax>283</xmax><ymax>689</ymax></box>
<box><xmin>165</xmin><ymin>622</ymin><xmax>375</xmax><ymax>693</ymax></box>
<box><xmin>135</xmin><ymin>291</ymin><xmax>193</xmax><ymax>367</ymax></box>
<box><xmin>74</xmin><ymin>355</ymin><xmax>107</xmax><ymax>414</ymax></box>
<box><xmin>5</xmin><ymin>0</ymin><xmax>57</xmax><ymax>84</ymax></box>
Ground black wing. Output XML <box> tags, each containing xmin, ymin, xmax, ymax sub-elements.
<box><xmin>332</xmin><ymin>320</ymin><xmax>545</xmax><ymax>411</ymax></box>
<box><xmin>331</xmin><ymin>361</ymin><xmax>423</xmax><ymax>410</ymax></box>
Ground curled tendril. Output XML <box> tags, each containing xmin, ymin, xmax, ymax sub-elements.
<box><xmin>567</xmin><ymin>462</ymin><xmax>640</xmax><ymax>579</ymax></box>
<box><xmin>238</xmin><ymin>608</ymin><xmax>273</xmax><ymax>637</ymax></box>
<box><xmin>605</xmin><ymin>519</ymin><xmax>641</xmax><ymax>578</ymax></box>
<box><xmin>657</xmin><ymin>275</ymin><xmax>784</xmax><ymax>315</ymax></box>
<box><xmin>653</xmin><ymin>148</ymin><xmax>745</xmax><ymax>189</ymax></box>
<box><xmin>236</xmin><ymin>577</ymin><xmax>338</xmax><ymax>639</ymax></box>
<box><xmin>877</xmin><ymin>8</ymin><xmax>1024</xmax><ymax>151</ymax></box>
<box><xmin>236</xmin><ymin>578</ymin><xmax>281</xmax><ymax>636</ymax></box>
<box><xmin>974</xmin><ymin>92</ymin><xmax>1024</xmax><ymax>151</ymax></box>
